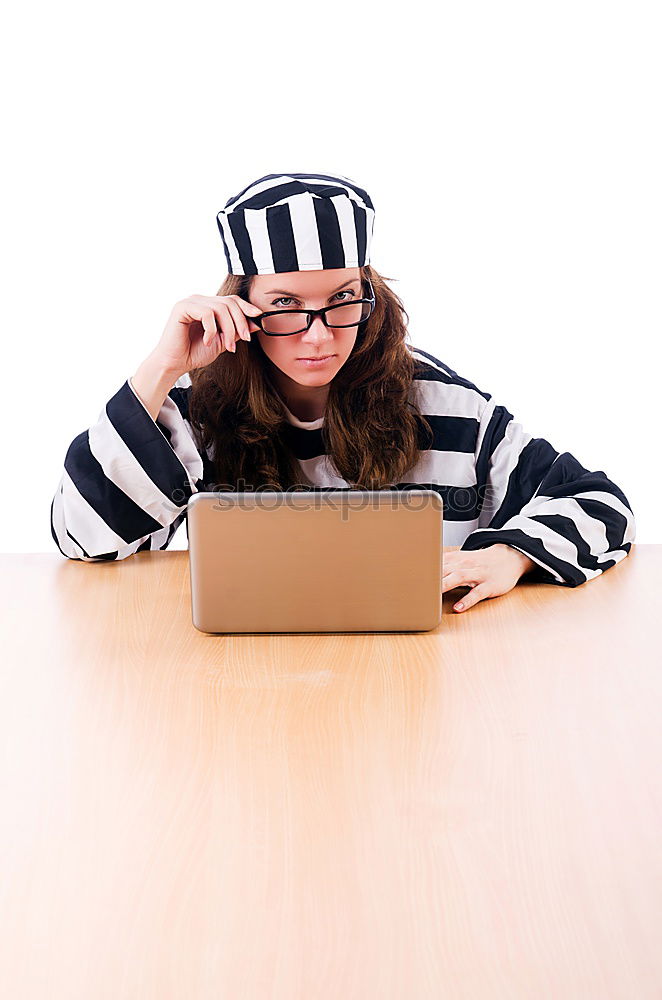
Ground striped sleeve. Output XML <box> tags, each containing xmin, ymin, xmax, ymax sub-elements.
<box><xmin>459</xmin><ymin>393</ymin><xmax>636</xmax><ymax>586</ymax></box>
<box><xmin>50</xmin><ymin>374</ymin><xmax>204</xmax><ymax>561</ymax></box>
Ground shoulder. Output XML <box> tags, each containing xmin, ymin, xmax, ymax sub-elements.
<box><xmin>406</xmin><ymin>344</ymin><xmax>492</xmax><ymax>419</ymax></box>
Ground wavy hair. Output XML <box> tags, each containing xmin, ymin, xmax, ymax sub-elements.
<box><xmin>187</xmin><ymin>264</ymin><xmax>434</xmax><ymax>491</ymax></box>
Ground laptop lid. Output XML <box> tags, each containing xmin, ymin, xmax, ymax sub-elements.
<box><xmin>187</xmin><ymin>489</ymin><xmax>443</xmax><ymax>634</ymax></box>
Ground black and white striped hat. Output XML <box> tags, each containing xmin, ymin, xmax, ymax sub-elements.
<box><xmin>216</xmin><ymin>171</ymin><xmax>375</xmax><ymax>275</ymax></box>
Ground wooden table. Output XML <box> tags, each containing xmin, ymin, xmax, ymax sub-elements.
<box><xmin>1</xmin><ymin>545</ymin><xmax>660</xmax><ymax>999</ymax></box>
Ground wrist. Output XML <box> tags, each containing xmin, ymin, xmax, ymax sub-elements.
<box><xmin>133</xmin><ymin>352</ymin><xmax>181</xmax><ymax>391</ymax></box>
<box><xmin>130</xmin><ymin>353</ymin><xmax>182</xmax><ymax>422</ymax></box>
<box><xmin>493</xmin><ymin>543</ymin><xmax>537</xmax><ymax>578</ymax></box>
<box><xmin>509</xmin><ymin>547</ymin><xmax>537</xmax><ymax>578</ymax></box>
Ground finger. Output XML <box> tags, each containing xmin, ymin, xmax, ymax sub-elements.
<box><xmin>441</xmin><ymin>570</ymin><xmax>480</xmax><ymax>595</ymax></box>
<box><xmin>212</xmin><ymin>294</ymin><xmax>262</xmax><ymax>338</ymax></box>
<box><xmin>453</xmin><ymin>583</ymin><xmax>484</xmax><ymax>612</ymax></box>
<box><xmin>210</xmin><ymin>301</ymin><xmax>237</xmax><ymax>353</ymax></box>
<box><xmin>223</xmin><ymin>298</ymin><xmax>253</xmax><ymax>342</ymax></box>
<box><xmin>235</xmin><ymin>296</ymin><xmax>264</xmax><ymax>336</ymax></box>
<box><xmin>232</xmin><ymin>295</ymin><xmax>263</xmax><ymax>321</ymax></box>
<box><xmin>200</xmin><ymin>308</ymin><xmax>218</xmax><ymax>347</ymax></box>
<box><xmin>235</xmin><ymin>299</ymin><xmax>263</xmax><ymax>335</ymax></box>
<box><xmin>441</xmin><ymin>555</ymin><xmax>471</xmax><ymax>578</ymax></box>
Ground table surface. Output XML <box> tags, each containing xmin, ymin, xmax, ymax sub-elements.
<box><xmin>1</xmin><ymin>544</ymin><xmax>660</xmax><ymax>999</ymax></box>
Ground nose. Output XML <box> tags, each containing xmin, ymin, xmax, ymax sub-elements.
<box><xmin>301</xmin><ymin>314</ymin><xmax>334</xmax><ymax>345</ymax></box>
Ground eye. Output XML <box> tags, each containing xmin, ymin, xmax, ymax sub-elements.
<box><xmin>270</xmin><ymin>289</ymin><xmax>357</xmax><ymax>308</ymax></box>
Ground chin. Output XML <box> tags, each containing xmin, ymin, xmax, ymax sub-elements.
<box><xmin>289</xmin><ymin>370</ymin><xmax>336</xmax><ymax>385</ymax></box>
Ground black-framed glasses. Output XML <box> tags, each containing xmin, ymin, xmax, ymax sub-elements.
<box><xmin>250</xmin><ymin>276</ymin><xmax>376</xmax><ymax>336</ymax></box>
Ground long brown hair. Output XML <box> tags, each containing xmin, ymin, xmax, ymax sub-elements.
<box><xmin>187</xmin><ymin>264</ymin><xmax>433</xmax><ymax>491</ymax></box>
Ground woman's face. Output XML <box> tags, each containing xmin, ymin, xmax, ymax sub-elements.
<box><xmin>246</xmin><ymin>267</ymin><xmax>362</xmax><ymax>387</ymax></box>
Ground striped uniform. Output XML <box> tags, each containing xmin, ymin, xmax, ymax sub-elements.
<box><xmin>50</xmin><ymin>346</ymin><xmax>636</xmax><ymax>586</ymax></box>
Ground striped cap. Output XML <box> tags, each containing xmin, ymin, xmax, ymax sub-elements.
<box><xmin>216</xmin><ymin>171</ymin><xmax>375</xmax><ymax>275</ymax></box>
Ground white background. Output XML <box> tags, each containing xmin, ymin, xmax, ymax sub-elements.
<box><xmin>2</xmin><ymin>0</ymin><xmax>659</xmax><ymax>552</ymax></box>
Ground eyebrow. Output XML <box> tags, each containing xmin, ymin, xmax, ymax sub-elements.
<box><xmin>263</xmin><ymin>278</ymin><xmax>360</xmax><ymax>296</ymax></box>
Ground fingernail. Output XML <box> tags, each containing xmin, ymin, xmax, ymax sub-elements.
<box><xmin>455</xmin><ymin>603</ymin><xmax>464</xmax><ymax>611</ymax></box>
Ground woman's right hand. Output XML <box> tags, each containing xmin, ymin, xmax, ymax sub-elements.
<box><xmin>152</xmin><ymin>294</ymin><xmax>264</xmax><ymax>377</ymax></box>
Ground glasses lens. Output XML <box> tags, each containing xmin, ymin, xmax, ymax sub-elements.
<box><xmin>325</xmin><ymin>300</ymin><xmax>373</xmax><ymax>327</ymax></box>
<box><xmin>261</xmin><ymin>311</ymin><xmax>310</xmax><ymax>335</ymax></box>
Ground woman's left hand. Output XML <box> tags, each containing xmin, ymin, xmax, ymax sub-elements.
<box><xmin>442</xmin><ymin>544</ymin><xmax>537</xmax><ymax>613</ymax></box>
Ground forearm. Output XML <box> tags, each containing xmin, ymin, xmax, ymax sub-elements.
<box><xmin>130</xmin><ymin>353</ymin><xmax>181</xmax><ymax>422</ymax></box>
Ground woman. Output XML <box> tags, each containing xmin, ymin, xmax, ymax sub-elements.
<box><xmin>51</xmin><ymin>171</ymin><xmax>636</xmax><ymax>614</ymax></box>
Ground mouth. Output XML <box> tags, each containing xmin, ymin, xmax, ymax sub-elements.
<box><xmin>296</xmin><ymin>354</ymin><xmax>336</xmax><ymax>363</ymax></box>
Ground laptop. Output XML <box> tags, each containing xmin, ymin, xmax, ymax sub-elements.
<box><xmin>187</xmin><ymin>488</ymin><xmax>444</xmax><ymax>634</ymax></box>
